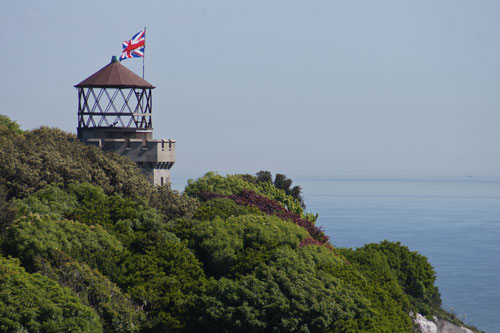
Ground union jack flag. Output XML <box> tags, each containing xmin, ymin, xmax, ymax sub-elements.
<box><xmin>120</xmin><ymin>29</ymin><xmax>145</xmax><ymax>61</ymax></box>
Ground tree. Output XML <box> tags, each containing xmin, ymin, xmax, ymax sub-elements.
<box><xmin>0</xmin><ymin>114</ymin><xmax>23</xmax><ymax>134</ymax></box>
<box><xmin>0</xmin><ymin>255</ymin><xmax>102</xmax><ymax>332</ymax></box>
<box><xmin>256</xmin><ymin>170</ymin><xmax>272</xmax><ymax>183</ymax></box>
<box><xmin>342</xmin><ymin>241</ymin><xmax>441</xmax><ymax>316</ymax></box>
<box><xmin>256</xmin><ymin>171</ymin><xmax>306</xmax><ymax>208</ymax></box>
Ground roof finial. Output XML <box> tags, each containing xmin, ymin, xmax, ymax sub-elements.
<box><xmin>111</xmin><ymin>56</ymin><xmax>119</xmax><ymax>63</ymax></box>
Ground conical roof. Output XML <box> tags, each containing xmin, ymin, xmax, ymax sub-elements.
<box><xmin>75</xmin><ymin>58</ymin><xmax>154</xmax><ymax>88</ymax></box>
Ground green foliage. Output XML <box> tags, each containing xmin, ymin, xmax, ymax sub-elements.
<box><xmin>342</xmin><ymin>241</ymin><xmax>441</xmax><ymax>315</ymax></box>
<box><xmin>273</xmin><ymin>172</ymin><xmax>305</xmax><ymax>208</ymax></box>
<box><xmin>171</xmin><ymin>214</ymin><xmax>309</xmax><ymax>278</ymax></box>
<box><xmin>277</xmin><ymin>245</ymin><xmax>411</xmax><ymax>332</ymax></box>
<box><xmin>196</xmin><ymin>246</ymin><xmax>406</xmax><ymax>332</ymax></box>
<box><xmin>185</xmin><ymin>172</ymin><xmax>310</xmax><ymax>220</ymax></box>
<box><xmin>38</xmin><ymin>251</ymin><xmax>145</xmax><ymax>333</ymax></box>
<box><xmin>0</xmin><ymin>117</ymin><xmax>449</xmax><ymax>332</ymax></box>
<box><xmin>185</xmin><ymin>171</ymin><xmax>261</xmax><ymax>197</ymax></box>
<box><xmin>0</xmin><ymin>126</ymin><xmax>153</xmax><ymax>200</ymax></box>
<box><xmin>0</xmin><ymin>118</ymin><xmax>198</xmax><ymax>228</ymax></box>
<box><xmin>172</xmin><ymin>188</ymin><xmax>424</xmax><ymax>331</ymax></box>
<box><xmin>0</xmin><ymin>114</ymin><xmax>23</xmax><ymax>135</ymax></box>
<box><xmin>12</xmin><ymin>182</ymin><xmax>177</xmax><ymax>246</ymax></box>
<box><xmin>255</xmin><ymin>170</ymin><xmax>272</xmax><ymax>183</ymax></box>
<box><xmin>6</xmin><ymin>183</ymin><xmax>206</xmax><ymax>332</ymax></box>
<box><xmin>0</xmin><ymin>181</ymin><xmax>17</xmax><ymax>234</ymax></box>
<box><xmin>0</xmin><ymin>254</ymin><xmax>102</xmax><ymax>332</ymax></box>
<box><xmin>117</xmin><ymin>232</ymin><xmax>206</xmax><ymax>331</ymax></box>
<box><xmin>194</xmin><ymin>197</ymin><xmax>263</xmax><ymax>220</ymax></box>
<box><xmin>255</xmin><ymin>171</ymin><xmax>306</xmax><ymax>209</ymax></box>
<box><xmin>13</xmin><ymin>184</ymin><xmax>78</xmax><ymax>220</ymax></box>
<box><xmin>5</xmin><ymin>214</ymin><xmax>124</xmax><ymax>277</ymax></box>
<box><xmin>256</xmin><ymin>180</ymin><xmax>306</xmax><ymax>217</ymax></box>
<box><xmin>149</xmin><ymin>184</ymin><xmax>199</xmax><ymax>222</ymax></box>
<box><xmin>327</xmin><ymin>248</ymin><xmax>413</xmax><ymax>330</ymax></box>
<box><xmin>1</xmin><ymin>178</ymin><xmax>445</xmax><ymax>333</ymax></box>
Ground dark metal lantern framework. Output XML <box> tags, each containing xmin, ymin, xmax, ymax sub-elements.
<box><xmin>75</xmin><ymin>56</ymin><xmax>155</xmax><ymax>138</ymax></box>
<box><xmin>77</xmin><ymin>86</ymin><xmax>152</xmax><ymax>129</ymax></box>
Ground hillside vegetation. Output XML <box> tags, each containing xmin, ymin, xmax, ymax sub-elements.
<box><xmin>0</xmin><ymin>115</ymin><xmax>470</xmax><ymax>332</ymax></box>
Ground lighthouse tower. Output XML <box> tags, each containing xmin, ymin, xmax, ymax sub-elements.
<box><xmin>75</xmin><ymin>56</ymin><xmax>175</xmax><ymax>185</ymax></box>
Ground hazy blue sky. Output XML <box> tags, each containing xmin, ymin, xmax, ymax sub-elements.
<box><xmin>1</xmin><ymin>1</ymin><xmax>499</xmax><ymax>182</ymax></box>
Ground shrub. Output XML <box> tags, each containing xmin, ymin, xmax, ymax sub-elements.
<box><xmin>0</xmin><ymin>123</ymin><xmax>197</xmax><ymax>224</ymax></box>
<box><xmin>5</xmin><ymin>214</ymin><xmax>124</xmax><ymax>277</ymax></box>
<box><xmin>342</xmin><ymin>241</ymin><xmax>441</xmax><ymax>315</ymax></box>
<box><xmin>195</xmin><ymin>247</ymin><xmax>388</xmax><ymax>332</ymax></box>
<box><xmin>201</xmin><ymin>189</ymin><xmax>328</xmax><ymax>244</ymax></box>
<box><xmin>0</xmin><ymin>126</ymin><xmax>153</xmax><ymax>200</ymax></box>
<box><xmin>185</xmin><ymin>172</ymin><xmax>307</xmax><ymax>217</ymax></box>
<box><xmin>0</xmin><ymin>254</ymin><xmax>102</xmax><ymax>332</ymax></box>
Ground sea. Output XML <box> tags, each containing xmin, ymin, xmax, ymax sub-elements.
<box><xmin>299</xmin><ymin>178</ymin><xmax>500</xmax><ymax>333</ymax></box>
<box><xmin>171</xmin><ymin>177</ymin><xmax>500</xmax><ymax>332</ymax></box>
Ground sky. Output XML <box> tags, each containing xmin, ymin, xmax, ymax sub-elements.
<box><xmin>1</xmin><ymin>0</ymin><xmax>499</xmax><ymax>183</ymax></box>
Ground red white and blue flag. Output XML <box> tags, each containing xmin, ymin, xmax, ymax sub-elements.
<box><xmin>120</xmin><ymin>29</ymin><xmax>145</xmax><ymax>61</ymax></box>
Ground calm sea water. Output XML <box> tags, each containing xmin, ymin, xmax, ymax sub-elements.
<box><xmin>299</xmin><ymin>179</ymin><xmax>500</xmax><ymax>333</ymax></box>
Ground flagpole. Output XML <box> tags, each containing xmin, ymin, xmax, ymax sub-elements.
<box><xmin>142</xmin><ymin>26</ymin><xmax>146</xmax><ymax>79</ymax></box>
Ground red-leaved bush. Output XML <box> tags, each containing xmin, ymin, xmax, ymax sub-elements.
<box><xmin>299</xmin><ymin>237</ymin><xmax>324</xmax><ymax>247</ymax></box>
<box><xmin>201</xmin><ymin>190</ymin><xmax>330</xmax><ymax>245</ymax></box>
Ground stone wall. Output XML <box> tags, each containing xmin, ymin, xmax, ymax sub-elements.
<box><xmin>85</xmin><ymin>137</ymin><xmax>176</xmax><ymax>184</ymax></box>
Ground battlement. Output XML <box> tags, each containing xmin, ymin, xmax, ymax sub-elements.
<box><xmin>84</xmin><ymin>138</ymin><xmax>176</xmax><ymax>185</ymax></box>
<box><xmin>93</xmin><ymin>138</ymin><xmax>176</xmax><ymax>164</ymax></box>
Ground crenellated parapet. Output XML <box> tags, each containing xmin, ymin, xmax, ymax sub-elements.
<box><xmin>85</xmin><ymin>138</ymin><xmax>176</xmax><ymax>185</ymax></box>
